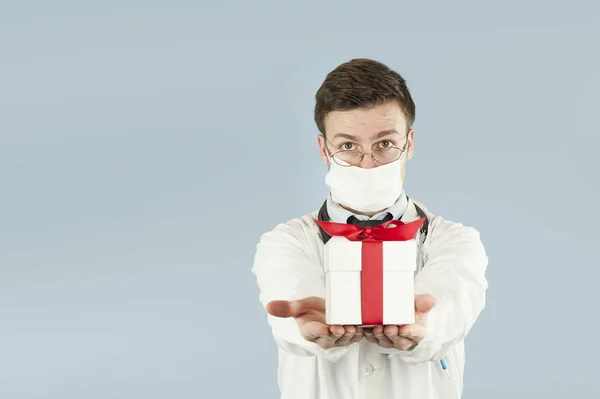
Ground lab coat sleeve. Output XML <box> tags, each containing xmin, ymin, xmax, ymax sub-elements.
<box><xmin>251</xmin><ymin>221</ymin><xmax>353</xmax><ymax>363</ymax></box>
<box><xmin>385</xmin><ymin>219</ymin><xmax>489</xmax><ymax>363</ymax></box>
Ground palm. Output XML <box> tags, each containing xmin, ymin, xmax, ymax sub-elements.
<box><xmin>366</xmin><ymin>294</ymin><xmax>436</xmax><ymax>350</ymax></box>
<box><xmin>265</xmin><ymin>294</ymin><xmax>435</xmax><ymax>350</ymax></box>
<box><xmin>266</xmin><ymin>297</ymin><xmax>362</xmax><ymax>349</ymax></box>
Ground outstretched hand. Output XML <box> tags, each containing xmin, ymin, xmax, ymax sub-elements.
<box><xmin>364</xmin><ymin>294</ymin><xmax>436</xmax><ymax>350</ymax></box>
<box><xmin>266</xmin><ymin>297</ymin><xmax>364</xmax><ymax>349</ymax></box>
<box><xmin>266</xmin><ymin>294</ymin><xmax>435</xmax><ymax>351</ymax></box>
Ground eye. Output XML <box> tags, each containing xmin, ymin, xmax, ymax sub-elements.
<box><xmin>340</xmin><ymin>142</ymin><xmax>356</xmax><ymax>151</ymax></box>
<box><xmin>378</xmin><ymin>140</ymin><xmax>395</xmax><ymax>149</ymax></box>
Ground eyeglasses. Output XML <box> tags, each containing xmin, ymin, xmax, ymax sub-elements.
<box><xmin>325</xmin><ymin>135</ymin><xmax>409</xmax><ymax>167</ymax></box>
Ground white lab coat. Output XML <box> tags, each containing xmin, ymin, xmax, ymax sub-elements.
<box><xmin>252</xmin><ymin>199</ymin><xmax>489</xmax><ymax>399</ymax></box>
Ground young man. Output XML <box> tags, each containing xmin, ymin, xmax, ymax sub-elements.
<box><xmin>252</xmin><ymin>58</ymin><xmax>489</xmax><ymax>399</ymax></box>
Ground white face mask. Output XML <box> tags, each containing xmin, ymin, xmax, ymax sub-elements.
<box><xmin>325</xmin><ymin>156</ymin><xmax>404</xmax><ymax>213</ymax></box>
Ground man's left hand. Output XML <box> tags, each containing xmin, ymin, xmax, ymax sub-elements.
<box><xmin>364</xmin><ymin>294</ymin><xmax>436</xmax><ymax>350</ymax></box>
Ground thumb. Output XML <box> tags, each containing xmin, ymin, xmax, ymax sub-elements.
<box><xmin>266</xmin><ymin>297</ymin><xmax>325</xmax><ymax>319</ymax></box>
<box><xmin>266</xmin><ymin>300</ymin><xmax>294</xmax><ymax>318</ymax></box>
<box><xmin>415</xmin><ymin>294</ymin><xmax>436</xmax><ymax>314</ymax></box>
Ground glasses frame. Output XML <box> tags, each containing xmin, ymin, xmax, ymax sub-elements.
<box><xmin>324</xmin><ymin>129</ymin><xmax>410</xmax><ymax>167</ymax></box>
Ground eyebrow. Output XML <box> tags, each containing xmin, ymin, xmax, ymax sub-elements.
<box><xmin>331</xmin><ymin>129</ymin><xmax>400</xmax><ymax>141</ymax></box>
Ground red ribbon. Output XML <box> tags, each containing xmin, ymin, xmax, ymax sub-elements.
<box><xmin>317</xmin><ymin>217</ymin><xmax>425</xmax><ymax>325</ymax></box>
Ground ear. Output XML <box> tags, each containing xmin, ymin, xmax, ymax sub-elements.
<box><xmin>317</xmin><ymin>134</ymin><xmax>330</xmax><ymax>166</ymax></box>
<box><xmin>406</xmin><ymin>128</ymin><xmax>415</xmax><ymax>160</ymax></box>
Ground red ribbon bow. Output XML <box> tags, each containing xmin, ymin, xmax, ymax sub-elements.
<box><xmin>316</xmin><ymin>218</ymin><xmax>425</xmax><ymax>242</ymax></box>
<box><xmin>317</xmin><ymin>217</ymin><xmax>425</xmax><ymax>326</ymax></box>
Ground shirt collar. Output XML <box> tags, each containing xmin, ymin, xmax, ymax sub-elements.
<box><xmin>326</xmin><ymin>191</ymin><xmax>409</xmax><ymax>223</ymax></box>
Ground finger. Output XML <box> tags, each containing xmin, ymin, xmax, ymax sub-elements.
<box><xmin>379</xmin><ymin>324</ymin><xmax>417</xmax><ymax>348</ymax></box>
<box><xmin>376</xmin><ymin>335</ymin><xmax>394</xmax><ymax>348</ymax></box>
<box><xmin>343</xmin><ymin>325</ymin><xmax>357</xmax><ymax>336</ymax></box>
<box><xmin>291</xmin><ymin>297</ymin><xmax>326</xmax><ymax>315</ymax></box>
<box><xmin>383</xmin><ymin>324</ymin><xmax>399</xmax><ymax>339</ymax></box>
<box><xmin>315</xmin><ymin>335</ymin><xmax>337</xmax><ymax>349</ymax></box>
<box><xmin>332</xmin><ymin>325</ymin><xmax>356</xmax><ymax>346</ymax></box>
<box><xmin>382</xmin><ymin>325</ymin><xmax>414</xmax><ymax>350</ymax></box>
<box><xmin>266</xmin><ymin>301</ymin><xmax>294</xmax><ymax>318</ymax></box>
<box><xmin>300</xmin><ymin>321</ymin><xmax>330</xmax><ymax>341</ymax></box>
<box><xmin>373</xmin><ymin>326</ymin><xmax>394</xmax><ymax>348</ymax></box>
<box><xmin>365</xmin><ymin>334</ymin><xmax>378</xmax><ymax>344</ymax></box>
<box><xmin>313</xmin><ymin>326</ymin><xmax>344</xmax><ymax>349</ymax></box>
<box><xmin>390</xmin><ymin>336</ymin><xmax>417</xmax><ymax>351</ymax></box>
<box><xmin>334</xmin><ymin>333</ymin><xmax>355</xmax><ymax>346</ymax></box>
<box><xmin>372</xmin><ymin>325</ymin><xmax>385</xmax><ymax>336</ymax></box>
<box><xmin>398</xmin><ymin>323</ymin><xmax>427</xmax><ymax>343</ymax></box>
<box><xmin>350</xmin><ymin>335</ymin><xmax>363</xmax><ymax>344</ymax></box>
<box><xmin>350</xmin><ymin>326</ymin><xmax>364</xmax><ymax>344</ymax></box>
<box><xmin>266</xmin><ymin>297</ymin><xmax>325</xmax><ymax>319</ymax></box>
<box><xmin>414</xmin><ymin>294</ymin><xmax>436</xmax><ymax>314</ymax></box>
<box><xmin>330</xmin><ymin>325</ymin><xmax>345</xmax><ymax>337</ymax></box>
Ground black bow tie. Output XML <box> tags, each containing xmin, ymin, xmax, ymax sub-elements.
<box><xmin>346</xmin><ymin>213</ymin><xmax>393</xmax><ymax>228</ymax></box>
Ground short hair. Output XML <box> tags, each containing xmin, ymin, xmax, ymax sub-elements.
<box><xmin>314</xmin><ymin>58</ymin><xmax>416</xmax><ymax>136</ymax></box>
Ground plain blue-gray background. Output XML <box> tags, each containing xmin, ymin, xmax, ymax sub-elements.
<box><xmin>1</xmin><ymin>1</ymin><xmax>599</xmax><ymax>398</ymax></box>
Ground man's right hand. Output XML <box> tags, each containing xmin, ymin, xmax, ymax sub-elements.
<box><xmin>266</xmin><ymin>297</ymin><xmax>363</xmax><ymax>349</ymax></box>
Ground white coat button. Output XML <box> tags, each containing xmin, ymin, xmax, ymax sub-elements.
<box><xmin>362</xmin><ymin>364</ymin><xmax>374</xmax><ymax>376</ymax></box>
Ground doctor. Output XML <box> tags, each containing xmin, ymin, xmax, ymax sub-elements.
<box><xmin>252</xmin><ymin>58</ymin><xmax>489</xmax><ymax>399</ymax></box>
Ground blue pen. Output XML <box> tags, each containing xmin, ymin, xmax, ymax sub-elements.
<box><xmin>440</xmin><ymin>359</ymin><xmax>450</xmax><ymax>379</ymax></box>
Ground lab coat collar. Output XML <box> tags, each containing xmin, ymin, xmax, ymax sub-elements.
<box><xmin>317</xmin><ymin>197</ymin><xmax>429</xmax><ymax>245</ymax></box>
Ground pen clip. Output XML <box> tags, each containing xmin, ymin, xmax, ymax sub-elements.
<box><xmin>440</xmin><ymin>359</ymin><xmax>450</xmax><ymax>379</ymax></box>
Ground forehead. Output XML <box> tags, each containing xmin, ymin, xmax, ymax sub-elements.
<box><xmin>324</xmin><ymin>101</ymin><xmax>407</xmax><ymax>139</ymax></box>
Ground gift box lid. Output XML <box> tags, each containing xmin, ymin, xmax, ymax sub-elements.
<box><xmin>323</xmin><ymin>236</ymin><xmax>417</xmax><ymax>273</ymax></box>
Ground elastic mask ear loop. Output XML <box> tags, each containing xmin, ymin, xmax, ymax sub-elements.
<box><xmin>323</xmin><ymin>137</ymin><xmax>336</xmax><ymax>168</ymax></box>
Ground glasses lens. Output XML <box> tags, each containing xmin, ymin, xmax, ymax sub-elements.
<box><xmin>373</xmin><ymin>147</ymin><xmax>402</xmax><ymax>164</ymax></box>
<box><xmin>332</xmin><ymin>150</ymin><xmax>362</xmax><ymax>166</ymax></box>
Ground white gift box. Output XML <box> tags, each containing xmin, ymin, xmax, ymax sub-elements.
<box><xmin>324</xmin><ymin>236</ymin><xmax>417</xmax><ymax>326</ymax></box>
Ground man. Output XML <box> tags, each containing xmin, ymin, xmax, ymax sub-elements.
<box><xmin>252</xmin><ymin>58</ymin><xmax>488</xmax><ymax>399</ymax></box>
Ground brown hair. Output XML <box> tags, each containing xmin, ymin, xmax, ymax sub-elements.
<box><xmin>314</xmin><ymin>58</ymin><xmax>416</xmax><ymax>136</ymax></box>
